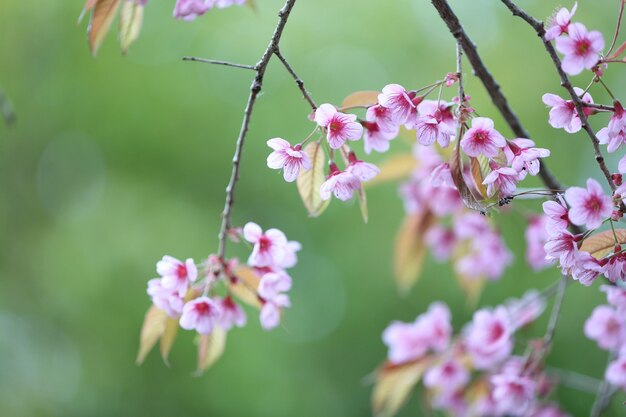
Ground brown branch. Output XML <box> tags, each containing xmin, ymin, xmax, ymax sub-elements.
<box><xmin>499</xmin><ymin>0</ymin><xmax>616</xmax><ymax>193</ymax></box>
<box><xmin>182</xmin><ymin>56</ymin><xmax>257</xmax><ymax>70</ymax></box>
<box><xmin>216</xmin><ymin>0</ymin><xmax>299</xmax><ymax>261</ymax></box>
<box><xmin>274</xmin><ymin>49</ymin><xmax>317</xmax><ymax>111</ymax></box>
<box><xmin>430</xmin><ymin>0</ymin><xmax>563</xmax><ymax>195</ymax></box>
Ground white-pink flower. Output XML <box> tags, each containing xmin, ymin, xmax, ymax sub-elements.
<box><xmin>555</xmin><ymin>23</ymin><xmax>604</xmax><ymax>75</ymax></box>
<box><xmin>363</xmin><ymin>105</ymin><xmax>398</xmax><ymax>154</ymax></box>
<box><xmin>378</xmin><ymin>84</ymin><xmax>417</xmax><ymax>125</ymax></box>
<box><xmin>464</xmin><ymin>307</ymin><xmax>513</xmax><ymax>370</ymax></box>
<box><xmin>260</xmin><ymin>294</ymin><xmax>290</xmax><ymax>330</ymax></box>
<box><xmin>597</xmin><ymin>102</ymin><xmax>626</xmax><ymax>153</ymax></box>
<box><xmin>257</xmin><ymin>271</ymin><xmax>292</xmax><ymax>300</ymax></box>
<box><xmin>216</xmin><ymin>296</ymin><xmax>247</xmax><ymax>330</ymax></box>
<box><xmin>542</xmin><ymin>195</ymin><xmax>570</xmax><ymax>236</ymax></box>
<box><xmin>482</xmin><ymin>164</ymin><xmax>519</xmax><ymax>197</ymax></box>
<box><xmin>320</xmin><ymin>164</ymin><xmax>361</xmax><ymax>201</ymax></box>
<box><xmin>584</xmin><ymin>305</ymin><xmax>625</xmax><ymax>351</ymax></box>
<box><xmin>525</xmin><ymin>216</ymin><xmax>553</xmax><ymax>271</ymax></box>
<box><xmin>544</xmin><ymin>230</ymin><xmax>580</xmax><ymax>269</ymax></box>
<box><xmin>491</xmin><ymin>371</ymin><xmax>536</xmax><ymax>416</ymax></box>
<box><xmin>266</xmin><ymin>138</ymin><xmax>311</xmax><ymax>182</ymax></box>
<box><xmin>505</xmin><ymin>138</ymin><xmax>550</xmax><ymax>176</ymax></box>
<box><xmin>346</xmin><ymin>157</ymin><xmax>380</xmax><ymax>182</ymax></box>
<box><xmin>413</xmin><ymin>101</ymin><xmax>456</xmax><ymax>147</ymax></box>
<box><xmin>173</xmin><ymin>0</ymin><xmax>212</xmax><ymax>20</ymax></box>
<box><xmin>506</xmin><ymin>289</ymin><xmax>547</xmax><ymax>329</ymax></box>
<box><xmin>601</xmin><ymin>285</ymin><xmax>626</xmax><ymax>311</ymax></box>
<box><xmin>545</xmin><ymin>2</ymin><xmax>577</xmax><ymax>41</ymax></box>
<box><xmin>605</xmin><ymin>354</ymin><xmax>626</xmax><ymax>389</ymax></box>
<box><xmin>179</xmin><ymin>297</ymin><xmax>222</xmax><ymax>334</ymax></box>
<box><xmin>214</xmin><ymin>0</ymin><xmax>246</xmax><ymax>8</ymax></box>
<box><xmin>156</xmin><ymin>256</ymin><xmax>198</xmax><ymax>297</ymax></box>
<box><xmin>314</xmin><ymin>104</ymin><xmax>363</xmax><ymax>149</ymax></box>
<box><xmin>147</xmin><ymin>278</ymin><xmax>185</xmax><ymax>318</ymax></box>
<box><xmin>460</xmin><ymin>117</ymin><xmax>506</xmax><ymax>158</ymax></box>
<box><xmin>564</xmin><ymin>178</ymin><xmax>613</xmax><ymax>229</ymax></box>
<box><xmin>425</xmin><ymin>225</ymin><xmax>457</xmax><ymax>261</ymax></box>
<box><xmin>243</xmin><ymin>222</ymin><xmax>288</xmax><ymax>268</ymax></box>
<box><xmin>424</xmin><ymin>358</ymin><xmax>469</xmax><ymax>391</ymax></box>
<box><xmin>542</xmin><ymin>88</ymin><xmax>593</xmax><ymax>133</ymax></box>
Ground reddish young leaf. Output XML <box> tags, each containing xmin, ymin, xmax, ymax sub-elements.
<box><xmin>341</xmin><ymin>90</ymin><xmax>379</xmax><ymax>109</ymax></box>
<box><xmin>366</xmin><ymin>154</ymin><xmax>416</xmax><ymax>187</ymax></box>
<box><xmin>229</xmin><ymin>266</ymin><xmax>262</xmax><ymax>309</ymax></box>
<box><xmin>581</xmin><ymin>229</ymin><xmax>626</xmax><ymax>259</ymax></box>
<box><xmin>88</xmin><ymin>0</ymin><xmax>122</xmax><ymax>55</ymax></box>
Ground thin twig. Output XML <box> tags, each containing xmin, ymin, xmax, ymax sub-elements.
<box><xmin>583</xmin><ymin>102</ymin><xmax>616</xmax><ymax>112</ymax></box>
<box><xmin>542</xmin><ymin>275</ymin><xmax>567</xmax><ymax>347</ymax></box>
<box><xmin>499</xmin><ymin>0</ymin><xmax>616</xmax><ymax>194</ymax></box>
<box><xmin>216</xmin><ymin>0</ymin><xmax>299</xmax><ymax>261</ymax></box>
<box><xmin>430</xmin><ymin>0</ymin><xmax>564</xmax><ymax>195</ymax></box>
<box><xmin>182</xmin><ymin>56</ymin><xmax>257</xmax><ymax>70</ymax></box>
<box><xmin>590</xmin><ymin>353</ymin><xmax>618</xmax><ymax>417</ymax></box>
<box><xmin>546</xmin><ymin>366</ymin><xmax>604</xmax><ymax>394</ymax></box>
<box><xmin>456</xmin><ymin>41</ymin><xmax>465</xmax><ymax>109</ymax></box>
<box><xmin>274</xmin><ymin>49</ymin><xmax>317</xmax><ymax>111</ymax></box>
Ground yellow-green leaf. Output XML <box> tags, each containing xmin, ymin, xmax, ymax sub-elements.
<box><xmin>449</xmin><ymin>135</ymin><xmax>489</xmax><ymax>213</ymax></box>
<box><xmin>341</xmin><ymin>90</ymin><xmax>379</xmax><ymax>109</ymax></box>
<box><xmin>136</xmin><ymin>305</ymin><xmax>167</xmax><ymax>365</ymax></box>
<box><xmin>358</xmin><ymin>186</ymin><xmax>368</xmax><ymax>224</ymax></box>
<box><xmin>366</xmin><ymin>154</ymin><xmax>416</xmax><ymax>187</ymax></box>
<box><xmin>297</xmin><ymin>141</ymin><xmax>330</xmax><ymax>217</ymax></box>
<box><xmin>119</xmin><ymin>0</ymin><xmax>144</xmax><ymax>54</ymax></box>
<box><xmin>581</xmin><ymin>229</ymin><xmax>626</xmax><ymax>259</ymax></box>
<box><xmin>160</xmin><ymin>317</ymin><xmax>179</xmax><ymax>366</ymax></box>
<box><xmin>470</xmin><ymin>157</ymin><xmax>488</xmax><ymax>199</ymax></box>
<box><xmin>393</xmin><ymin>212</ymin><xmax>434</xmax><ymax>294</ymax></box>
<box><xmin>456</xmin><ymin>273</ymin><xmax>486</xmax><ymax>307</ymax></box>
<box><xmin>78</xmin><ymin>0</ymin><xmax>98</xmax><ymax>23</ymax></box>
<box><xmin>372</xmin><ymin>360</ymin><xmax>429</xmax><ymax>417</ymax></box>
<box><xmin>196</xmin><ymin>327</ymin><xmax>227</xmax><ymax>375</ymax></box>
<box><xmin>88</xmin><ymin>0</ymin><xmax>122</xmax><ymax>55</ymax></box>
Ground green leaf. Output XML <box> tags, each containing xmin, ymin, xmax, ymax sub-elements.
<box><xmin>196</xmin><ymin>327</ymin><xmax>227</xmax><ymax>375</ymax></box>
<box><xmin>119</xmin><ymin>0</ymin><xmax>144</xmax><ymax>54</ymax></box>
<box><xmin>297</xmin><ymin>141</ymin><xmax>330</xmax><ymax>217</ymax></box>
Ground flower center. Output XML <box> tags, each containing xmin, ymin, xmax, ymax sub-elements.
<box><xmin>194</xmin><ymin>302</ymin><xmax>211</xmax><ymax>315</ymax></box>
<box><xmin>176</xmin><ymin>263</ymin><xmax>188</xmax><ymax>279</ymax></box>
<box><xmin>329</xmin><ymin>120</ymin><xmax>343</xmax><ymax>133</ymax></box>
<box><xmin>473</xmin><ymin>130</ymin><xmax>488</xmax><ymax>143</ymax></box>
<box><xmin>259</xmin><ymin>235</ymin><xmax>272</xmax><ymax>252</ymax></box>
<box><xmin>575</xmin><ymin>39</ymin><xmax>591</xmax><ymax>56</ymax></box>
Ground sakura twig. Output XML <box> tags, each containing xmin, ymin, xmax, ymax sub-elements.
<box><xmin>606</xmin><ymin>0</ymin><xmax>626</xmax><ymax>57</ymax></box>
<box><xmin>182</xmin><ymin>56</ymin><xmax>257</xmax><ymax>70</ymax></box>
<box><xmin>274</xmin><ymin>49</ymin><xmax>317</xmax><ymax>111</ymax></box>
<box><xmin>546</xmin><ymin>366</ymin><xmax>604</xmax><ymax>394</ymax></box>
<box><xmin>583</xmin><ymin>102</ymin><xmax>616</xmax><ymax>112</ymax></box>
<box><xmin>590</xmin><ymin>352</ymin><xmax>618</xmax><ymax>417</ymax></box>
<box><xmin>430</xmin><ymin>0</ymin><xmax>564</xmax><ymax>195</ymax></box>
<box><xmin>216</xmin><ymin>0</ymin><xmax>299</xmax><ymax>261</ymax></box>
<box><xmin>499</xmin><ymin>0</ymin><xmax>617</xmax><ymax>194</ymax></box>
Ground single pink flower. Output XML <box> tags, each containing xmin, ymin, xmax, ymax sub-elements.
<box><xmin>601</xmin><ymin>251</ymin><xmax>626</xmax><ymax>283</ymax></box>
<box><xmin>556</xmin><ymin>23</ymin><xmax>604</xmax><ymax>75</ymax></box>
<box><xmin>266</xmin><ymin>138</ymin><xmax>311</xmax><ymax>182</ymax></box>
<box><xmin>147</xmin><ymin>278</ymin><xmax>185</xmax><ymax>318</ymax></box>
<box><xmin>601</xmin><ymin>285</ymin><xmax>626</xmax><ymax>311</ymax></box>
<box><xmin>156</xmin><ymin>256</ymin><xmax>198</xmax><ymax>297</ymax></box>
<box><xmin>320</xmin><ymin>163</ymin><xmax>361</xmax><ymax>201</ymax></box>
<box><xmin>542</xmin><ymin>88</ymin><xmax>593</xmax><ymax>133</ymax></box>
<box><xmin>412</xmin><ymin>101</ymin><xmax>456</xmax><ymax>147</ymax></box>
<box><xmin>525</xmin><ymin>216</ymin><xmax>553</xmax><ymax>271</ymax></box>
<box><xmin>491</xmin><ymin>371</ymin><xmax>536</xmax><ymax>416</ymax></box>
<box><xmin>429</xmin><ymin>163</ymin><xmax>454</xmax><ymax>188</ymax></box>
<box><xmin>275</xmin><ymin>240</ymin><xmax>301</xmax><ymax>270</ymax></box>
<box><xmin>464</xmin><ymin>307</ymin><xmax>513</xmax><ymax>370</ymax></box>
<box><xmin>363</xmin><ymin>121</ymin><xmax>398</xmax><ymax>154</ymax></box>
<box><xmin>597</xmin><ymin>102</ymin><xmax>626</xmax><ymax>153</ymax></box>
<box><xmin>314</xmin><ymin>103</ymin><xmax>363</xmax><ymax>149</ymax></box>
<box><xmin>173</xmin><ymin>0</ymin><xmax>212</xmax><ymax>20</ymax></box>
<box><xmin>564</xmin><ymin>178</ymin><xmax>613</xmax><ymax>229</ymax></box>
<box><xmin>505</xmin><ymin>138</ymin><xmax>550</xmax><ymax>176</ymax></box>
<box><xmin>584</xmin><ymin>305</ymin><xmax>625</xmax><ymax>351</ymax></box>
<box><xmin>425</xmin><ymin>225</ymin><xmax>457</xmax><ymax>261</ymax></box>
<box><xmin>605</xmin><ymin>355</ymin><xmax>626</xmax><ymax>389</ymax></box>
<box><xmin>257</xmin><ymin>271</ymin><xmax>292</xmax><ymax>300</ymax></box>
<box><xmin>346</xmin><ymin>154</ymin><xmax>380</xmax><ymax>182</ymax></box>
<box><xmin>179</xmin><ymin>297</ymin><xmax>222</xmax><ymax>334</ymax></box>
<box><xmin>505</xmin><ymin>289</ymin><xmax>547</xmax><ymax>329</ymax></box>
<box><xmin>424</xmin><ymin>358</ymin><xmax>469</xmax><ymax>391</ymax></box>
<box><xmin>460</xmin><ymin>117</ymin><xmax>506</xmax><ymax>158</ymax></box>
<box><xmin>214</xmin><ymin>0</ymin><xmax>246</xmax><ymax>8</ymax></box>
<box><xmin>571</xmin><ymin>251</ymin><xmax>603</xmax><ymax>285</ymax></box>
<box><xmin>545</xmin><ymin>2</ymin><xmax>577</xmax><ymax>41</ymax></box>
<box><xmin>243</xmin><ymin>222</ymin><xmax>288</xmax><ymax>268</ymax></box>
<box><xmin>542</xmin><ymin>195</ymin><xmax>570</xmax><ymax>236</ymax></box>
<box><xmin>482</xmin><ymin>164</ymin><xmax>520</xmax><ymax>197</ymax></box>
<box><xmin>216</xmin><ymin>296</ymin><xmax>247</xmax><ymax>330</ymax></box>
<box><xmin>619</xmin><ymin>154</ymin><xmax>626</xmax><ymax>174</ymax></box>
<box><xmin>378</xmin><ymin>84</ymin><xmax>418</xmax><ymax>125</ymax></box>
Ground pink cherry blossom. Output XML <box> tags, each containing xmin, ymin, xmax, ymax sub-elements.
<box><xmin>542</xmin><ymin>195</ymin><xmax>570</xmax><ymax>236</ymax></box>
<box><xmin>275</xmin><ymin>240</ymin><xmax>301</xmax><ymax>270</ymax></box>
<box><xmin>243</xmin><ymin>222</ymin><xmax>288</xmax><ymax>268</ymax></box>
<box><xmin>598</xmin><ymin>102</ymin><xmax>626</xmax><ymax>153</ymax></box>
<box><xmin>266</xmin><ymin>138</ymin><xmax>311</xmax><ymax>182</ymax></box>
<box><xmin>505</xmin><ymin>138</ymin><xmax>550</xmax><ymax>176</ymax></box>
<box><xmin>464</xmin><ymin>307</ymin><xmax>513</xmax><ymax>370</ymax></box>
<box><xmin>147</xmin><ymin>278</ymin><xmax>185</xmax><ymax>317</ymax></box>
<box><xmin>156</xmin><ymin>256</ymin><xmax>198</xmax><ymax>297</ymax></box>
<box><xmin>564</xmin><ymin>178</ymin><xmax>613</xmax><ymax>229</ymax></box>
<box><xmin>542</xmin><ymin>88</ymin><xmax>593</xmax><ymax>133</ymax></box>
<box><xmin>601</xmin><ymin>285</ymin><xmax>626</xmax><ymax>311</ymax></box>
<box><xmin>260</xmin><ymin>294</ymin><xmax>290</xmax><ymax>330</ymax></box>
<box><xmin>544</xmin><ymin>230</ymin><xmax>580</xmax><ymax>268</ymax></box>
<box><xmin>320</xmin><ymin>163</ymin><xmax>361</xmax><ymax>201</ymax></box>
<box><xmin>430</xmin><ymin>163</ymin><xmax>454</xmax><ymax>188</ymax></box>
<box><xmin>424</xmin><ymin>358</ymin><xmax>470</xmax><ymax>391</ymax></box>
<box><xmin>601</xmin><ymin>251</ymin><xmax>626</xmax><ymax>283</ymax></box>
<box><xmin>412</xmin><ymin>101</ymin><xmax>456</xmax><ymax>147</ymax></box>
<box><xmin>377</xmin><ymin>84</ymin><xmax>417</xmax><ymax>125</ymax></box>
<box><xmin>460</xmin><ymin>117</ymin><xmax>506</xmax><ymax>158</ymax></box>
<box><xmin>346</xmin><ymin>154</ymin><xmax>380</xmax><ymax>182</ymax></box>
<box><xmin>363</xmin><ymin>121</ymin><xmax>398</xmax><ymax>154</ymax></box>
<box><xmin>584</xmin><ymin>305</ymin><xmax>625</xmax><ymax>351</ymax></box>
<box><xmin>619</xmin><ymin>154</ymin><xmax>626</xmax><ymax>174</ymax></box>
<box><xmin>216</xmin><ymin>296</ymin><xmax>247</xmax><ymax>330</ymax></box>
<box><xmin>556</xmin><ymin>23</ymin><xmax>604</xmax><ymax>75</ymax></box>
<box><xmin>605</xmin><ymin>354</ymin><xmax>626</xmax><ymax>389</ymax></box>
<box><xmin>420</xmin><ymin>302</ymin><xmax>453</xmax><ymax>352</ymax></box>
<box><xmin>179</xmin><ymin>297</ymin><xmax>222</xmax><ymax>334</ymax></box>
<box><xmin>214</xmin><ymin>0</ymin><xmax>246</xmax><ymax>8</ymax></box>
<box><xmin>506</xmin><ymin>289</ymin><xmax>547</xmax><ymax>329</ymax></box>
<box><xmin>314</xmin><ymin>103</ymin><xmax>363</xmax><ymax>149</ymax></box>
<box><xmin>173</xmin><ymin>0</ymin><xmax>212</xmax><ymax>20</ymax></box>
<box><xmin>571</xmin><ymin>251</ymin><xmax>603</xmax><ymax>286</ymax></box>
<box><xmin>482</xmin><ymin>164</ymin><xmax>519</xmax><ymax>197</ymax></box>
<box><xmin>425</xmin><ymin>225</ymin><xmax>457</xmax><ymax>261</ymax></box>
<box><xmin>525</xmin><ymin>216</ymin><xmax>552</xmax><ymax>271</ymax></box>
<box><xmin>545</xmin><ymin>2</ymin><xmax>577</xmax><ymax>41</ymax></box>
<box><xmin>491</xmin><ymin>371</ymin><xmax>536</xmax><ymax>416</ymax></box>
<box><xmin>257</xmin><ymin>271</ymin><xmax>292</xmax><ymax>300</ymax></box>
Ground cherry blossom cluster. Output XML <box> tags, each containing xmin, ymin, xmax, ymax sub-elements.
<box><xmin>584</xmin><ymin>285</ymin><xmax>626</xmax><ymax>391</ymax></box>
<box><xmin>146</xmin><ymin>221</ymin><xmax>299</xmax><ymax>336</ymax></box>
<box><xmin>380</xmin><ymin>294</ymin><xmax>576</xmax><ymax>416</ymax></box>
<box><xmin>173</xmin><ymin>0</ymin><xmax>246</xmax><ymax>21</ymax></box>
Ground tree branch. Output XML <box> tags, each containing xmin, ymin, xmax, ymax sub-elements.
<box><xmin>430</xmin><ymin>0</ymin><xmax>564</xmax><ymax>195</ymax></box>
<box><xmin>274</xmin><ymin>49</ymin><xmax>317</xmax><ymax>111</ymax></box>
<box><xmin>215</xmin><ymin>0</ymin><xmax>299</xmax><ymax>261</ymax></box>
<box><xmin>499</xmin><ymin>0</ymin><xmax>617</xmax><ymax>194</ymax></box>
<box><xmin>182</xmin><ymin>56</ymin><xmax>257</xmax><ymax>70</ymax></box>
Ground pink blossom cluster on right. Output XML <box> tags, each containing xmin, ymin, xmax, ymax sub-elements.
<box><xmin>380</xmin><ymin>295</ymin><xmax>577</xmax><ymax>417</ymax></box>
<box><xmin>173</xmin><ymin>0</ymin><xmax>246</xmax><ymax>20</ymax></box>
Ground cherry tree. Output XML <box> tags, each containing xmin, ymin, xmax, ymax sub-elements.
<box><xmin>81</xmin><ymin>0</ymin><xmax>626</xmax><ymax>415</ymax></box>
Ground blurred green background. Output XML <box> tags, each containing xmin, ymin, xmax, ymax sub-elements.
<box><xmin>0</xmin><ymin>0</ymin><xmax>624</xmax><ymax>416</ymax></box>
